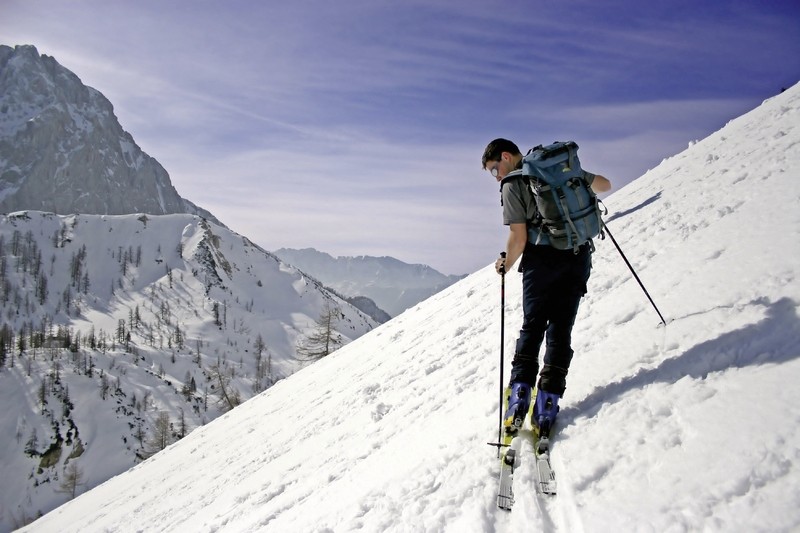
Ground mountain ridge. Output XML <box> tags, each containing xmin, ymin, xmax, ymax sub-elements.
<box><xmin>0</xmin><ymin>44</ymin><xmax>217</xmax><ymax>223</ymax></box>
<box><xmin>273</xmin><ymin>247</ymin><xmax>465</xmax><ymax>317</ymax></box>
<box><xmin>0</xmin><ymin>210</ymin><xmax>377</xmax><ymax>530</ymax></box>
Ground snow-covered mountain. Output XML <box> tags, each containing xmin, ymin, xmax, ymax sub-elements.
<box><xmin>273</xmin><ymin>248</ymin><xmax>465</xmax><ymax>317</ymax></box>
<box><xmin>19</xmin><ymin>84</ymin><xmax>800</xmax><ymax>531</ymax></box>
<box><xmin>0</xmin><ymin>45</ymin><xmax>216</xmax><ymax>222</ymax></box>
<box><xmin>0</xmin><ymin>212</ymin><xmax>376</xmax><ymax>531</ymax></box>
<box><xmin>0</xmin><ymin>43</ymin><xmax>386</xmax><ymax>530</ymax></box>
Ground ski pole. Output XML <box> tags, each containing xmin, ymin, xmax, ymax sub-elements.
<box><xmin>602</xmin><ymin>221</ymin><xmax>667</xmax><ymax>326</ymax></box>
<box><xmin>497</xmin><ymin>251</ymin><xmax>506</xmax><ymax>457</ymax></box>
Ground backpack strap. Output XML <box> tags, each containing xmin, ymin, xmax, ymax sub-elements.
<box><xmin>555</xmin><ymin>185</ymin><xmax>582</xmax><ymax>253</ymax></box>
<box><xmin>564</xmin><ymin>142</ymin><xmax>579</xmax><ymax>171</ymax></box>
<box><xmin>498</xmin><ymin>169</ymin><xmax>525</xmax><ymax>207</ymax></box>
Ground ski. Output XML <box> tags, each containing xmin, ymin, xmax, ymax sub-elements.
<box><xmin>496</xmin><ymin>429</ymin><xmax>556</xmax><ymax>510</ymax></box>
<box><xmin>493</xmin><ymin>387</ymin><xmax>558</xmax><ymax>509</ymax></box>
<box><xmin>532</xmin><ymin>388</ymin><xmax>559</xmax><ymax>495</ymax></box>
<box><xmin>497</xmin><ymin>388</ymin><xmax>527</xmax><ymax>511</ymax></box>
<box><xmin>533</xmin><ymin>433</ymin><xmax>557</xmax><ymax>495</ymax></box>
<box><xmin>494</xmin><ymin>386</ymin><xmax>521</xmax><ymax>510</ymax></box>
<box><xmin>496</xmin><ymin>435</ymin><xmax>522</xmax><ymax>510</ymax></box>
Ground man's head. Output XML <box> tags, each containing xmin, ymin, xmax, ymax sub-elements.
<box><xmin>482</xmin><ymin>138</ymin><xmax>522</xmax><ymax>181</ymax></box>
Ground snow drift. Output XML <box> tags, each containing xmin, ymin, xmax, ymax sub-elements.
<box><xmin>22</xmin><ymin>84</ymin><xmax>800</xmax><ymax>532</ymax></box>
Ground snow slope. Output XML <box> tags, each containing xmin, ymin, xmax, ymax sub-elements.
<box><xmin>0</xmin><ymin>212</ymin><xmax>376</xmax><ymax>530</ymax></box>
<box><xmin>22</xmin><ymin>84</ymin><xmax>800</xmax><ymax>532</ymax></box>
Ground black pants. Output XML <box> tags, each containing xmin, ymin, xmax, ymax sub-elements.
<box><xmin>510</xmin><ymin>243</ymin><xmax>592</xmax><ymax>396</ymax></box>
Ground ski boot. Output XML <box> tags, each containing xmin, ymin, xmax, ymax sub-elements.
<box><xmin>532</xmin><ymin>389</ymin><xmax>560</xmax><ymax>442</ymax></box>
<box><xmin>503</xmin><ymin>382</ymin><xmax>532</xmax><ymax>435</ymax></box>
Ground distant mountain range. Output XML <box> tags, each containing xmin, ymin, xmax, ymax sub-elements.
<box><xmin>274</xmin><ymin>248</ymin><xmax>465</xmax><ymax>317</ymax></box>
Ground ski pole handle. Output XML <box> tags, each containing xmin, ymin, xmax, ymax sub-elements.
<box><xmin>498</xmin><ymin>252</ymin><xmax>507</xmax><ymax>275</ymax></box>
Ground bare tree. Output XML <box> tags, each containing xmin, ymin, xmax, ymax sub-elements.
<box><xmin>144</xmin><ymin>411</ymin><xmax>173</xmax><ymax>457</ymax></box>
<box><xmin>176</xmin><ymin>408</ymin><xmax>190</xmax><ymax>439</ymax></box>
<box><xmin>57</xmin><ymin>462</ymin><xmax>86</xmax><ymax>500</ymax></box>
<box><xmin>252</xmin><ymin>334</ymin><xmax>271</xmax><ymax>393</ymax></box>
<box><xmin>209</xmin><ymin>363</ymin><xmax>241</xmax><ymax>412</ymax></box>
<box><xmin>295</xmin><ymin>301</ymin><xmax>344</xmax><ymax>360</ymax></box>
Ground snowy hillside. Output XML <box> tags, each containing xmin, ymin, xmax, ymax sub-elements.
<box><xmin>0</xmin><ymin>212</ymin><xmax>376</xmax><ymax>531</ymax></box>
<box><xmin>21</xmin><ymin>84</ymin><xmax>800</xmax><ymax>532</ymax></box>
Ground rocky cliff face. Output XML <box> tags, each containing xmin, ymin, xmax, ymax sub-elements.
<box><xmin>0</xmin><ymin>44</ymin><xmax>216</xmax><ymax>221</ymax></box>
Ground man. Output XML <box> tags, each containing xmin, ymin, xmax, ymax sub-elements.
<box><xmin>482</xmin><ymin>138</ymin><xmax>611</xmax><ymax>436</ymax></box>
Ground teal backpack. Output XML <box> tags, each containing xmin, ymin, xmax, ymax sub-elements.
<box><xmin>514</xmin><ymin>141</ymin><xmax>605</xmax><ymax>252</ymax></box>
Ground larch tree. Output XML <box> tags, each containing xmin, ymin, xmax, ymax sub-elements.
<box><xmin>295</xmin><ymin>300</ymin><xmax>344</xmax><ymax>360</ymax></box>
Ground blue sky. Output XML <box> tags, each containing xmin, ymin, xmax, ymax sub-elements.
<box><xmin>3</xmin><ymin>0</ymin><xmax>798</xmax><ymax>275</ymax></box>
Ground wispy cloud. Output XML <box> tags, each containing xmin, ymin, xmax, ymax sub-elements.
<box><xmin>2</xmin><ymin>0</ymin><xmax>798</xmax><ymax>274</ymax></box>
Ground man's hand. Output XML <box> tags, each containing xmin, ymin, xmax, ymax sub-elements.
<box><xmin>498</xmin><ymin>224</ymin><xmax>527</xmax><ymax>276</ymax></box>
<box><xmin>495</xmin><ymin>256</ymin><xmax>506</xmax><ymax>275</ymax></box>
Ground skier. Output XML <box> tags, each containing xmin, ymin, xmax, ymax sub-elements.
<box><xmin>482</xmin><ymin>138</ymin><xmax>612</xmax><ymax>436</ymax></box>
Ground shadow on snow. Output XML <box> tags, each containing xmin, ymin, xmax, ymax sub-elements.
<box><xmin>604</xmin><ymin>191</ymin><xmax>662</xmax><ymax>224</ymax></box>
<box><xmin>563</xmin><ymin>296</ymin><xmax>800</xmax><ymax>422</ymax></box>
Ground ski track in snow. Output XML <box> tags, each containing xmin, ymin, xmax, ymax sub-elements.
<box><xmin>17</xmin><ymin>85</ymin><xmax>800</xmax><ymax>532</ymax></box>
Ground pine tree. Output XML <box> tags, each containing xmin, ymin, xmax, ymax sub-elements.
<box><xmin>117</xmin><ymin>319</ymin><xmax>126</xmax><ymax>345</ymax></box>
<box><xmin>181</xmin><ymin>371</ymin><xmax>194</xmax><ymax>399</ymax></box>
<box><xmin>38</xmin><ymin>379</ymin><xmax>48</xmax><ymax>413</ymax></box>
<box><xmin>24</xmin><ymin>428</ymin><xmax>39</xmax><ymax>456</ymax></box>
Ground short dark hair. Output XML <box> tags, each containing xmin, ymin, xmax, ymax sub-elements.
<box><xmin>482</xmin><ymin>138</ymin><xmax>521</xmax><ymax>169</ymax></box>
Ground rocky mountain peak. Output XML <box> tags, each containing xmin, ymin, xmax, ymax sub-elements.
<box><xmin>0</xmin><ymin>44</ymin><xmax>217</xmax><ymax>222</ymax></box>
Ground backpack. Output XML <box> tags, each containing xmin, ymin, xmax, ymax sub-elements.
<box><xmin>503</xmin><ymin>141</ymin><xmax>605</xmax><ymax>253</ymax></box>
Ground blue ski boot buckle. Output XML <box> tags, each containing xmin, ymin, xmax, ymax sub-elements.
<box><xmin>503</xmin><ymin>383</ymin><xmax>532</xmax><ymax>434</ymax></box>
